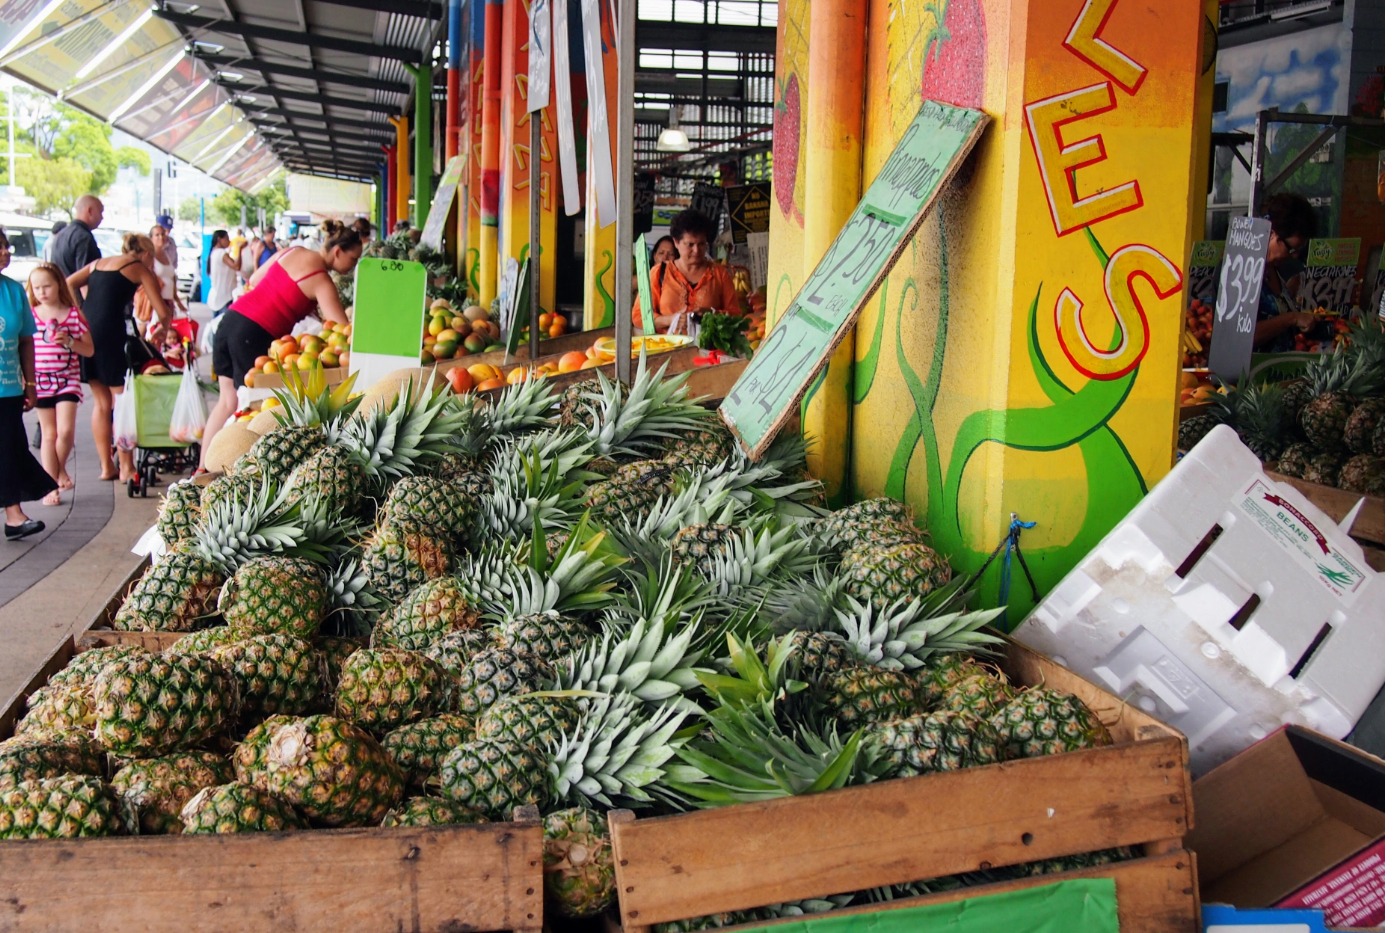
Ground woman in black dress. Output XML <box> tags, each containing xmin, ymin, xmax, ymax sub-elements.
<box><xmin>67</xmin><ymin>233</ymin><xmax>172</xmax><ymax>483</ymax></box>
<box><xmin>0</xmin><ymin>230</ymin><xmax>57</xmax><ymax>539</ymax></box>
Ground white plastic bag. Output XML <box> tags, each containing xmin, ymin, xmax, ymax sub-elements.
<box><xmin>113</xmin><ymin>372</ymin><xmax>138</xmax><ymax>450</ymax></box>
<box><xmin>169</xmin><ymin>366</ymin><xmax>206</xmax><ymax>443</ymax></box>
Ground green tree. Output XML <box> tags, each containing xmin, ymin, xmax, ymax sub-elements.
<box><xmin>52</xmin><ymin>117</ymin><xmax>117</xmax><ymax>192</ymax></box>
<box><xmin>17</xmin><ymin>156</ymin><xmax>92</xmax><ymax>216</ymax></box>
<box><xmin>177</xmin><ymin>196</ymin><xmax>203</xmax><ymax>223</ymax></box>
<box><xmin>116</xmin><ymin>146</ymin><xmax>151</xmax><ymax>176</ymax></box>
<box><xmin>210</xmin><ymin>176</ymin><xmax>289</xmax><ymax>226</ymax></box>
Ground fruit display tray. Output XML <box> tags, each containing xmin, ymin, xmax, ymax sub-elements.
<box><xmin>0</xmin><ymin>635</ymin><xmax>545</xmax><ymax>933</ymax></box>
<box><xmin>607</xmin><ymin>640</ymin><xmax>1196</xmax><ymax>933</ymax></box>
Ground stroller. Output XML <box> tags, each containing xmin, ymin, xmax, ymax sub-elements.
<box><xmin>126</xmin><ymin>320</ymin><xmax>204</xmax><ymax>498</ymax></box>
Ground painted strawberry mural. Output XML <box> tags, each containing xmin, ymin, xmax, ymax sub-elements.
<box><xmin>921</xmin><ymin>0</ymin><xmax>986</xmax><ymax>109</ymax></box>
<box><xmin>773</xmin><ymin>72</ymin><xmax>802</xmax><ymax>224</ymax></box>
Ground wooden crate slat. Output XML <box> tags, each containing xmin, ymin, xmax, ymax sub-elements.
<box><xmin>716</xmin><ymin>851</ymin><xmax>1199</xmax><ymax>933</ymax></box>
<box><xmin>610</xmin><ymin>737</ymin><xmax>1188</xmax><ymax>927</ymax></box>
<box><xmin>0</xmin><ymin>821</ymin><xmax>542</xmax><ymax>932</ymax></box>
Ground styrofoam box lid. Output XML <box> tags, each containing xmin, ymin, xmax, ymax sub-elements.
<box><xmin>1016</xmin><ymin>425</ymin><xmax>1383</xmax><ymax>776</ymax></box>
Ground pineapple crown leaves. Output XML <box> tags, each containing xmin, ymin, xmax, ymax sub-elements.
<box><xmin>323</xmin><ymin>557</ymin><xmax>386</xmax><ymax>637</ymax></box>
<box><xmin>477</xmin><ymin>445</ymin><xmax>588</xmax><ymax>543</ymax></box>
<box><xmin>484</xmin><ymin>375</ymin><xmax>555</xmax><ymax>437</ymax></box>
<box><xmin>342</xmin><ymin>380</ymin><xmax>470</xmax><ymax>485</ymax></box>
<box><xmin>189</xmin><ymin>478</ymin><xmax>339</xmax><ymax>573</ymax></box>
<box><xmin>662</xmin><ymin>698</ymin><xmax>865</xmax><ymax>807</ymax></box>
<box><xmin>705</xmin><ymin>520</ymin><xmax>822</xmax><ymax>598</ymax></box>
<box><xmin>553</xmin><ymin>613</ymin><xmax>708</xmax><ymax>708</ymax></box>
<box><xmin>582</xmin><ymin>363</ymin><xmax>708</xmax><ymax>460</ymax></box>
<box><xmin>270</xmin><ymin>369</ymin><xmax>362</xmax><ymax>430</ymax></box>
<box><xmin>547</xmin><ymin>693</ymin><xmax>694</xmax><ymax>810</ymax></box>
<box><xmin>618</xmin><ymin>555</ymin><xmax>716</xmax><ymax>629</ymax></box>
<box><xmin>477</xmin><ymin>514</ymin><xmax>627</xmax><ymax>621</ymax></box>
<box><xmin>754</xmin><ymin>564</ymin><xmax>846</xmax><ymax>633</ymax></box>
<box><xmin>694</xmin><ymin>633</ymin><xmax>809</xmax><ymax>708</ymax></box>
<box><xmin>827</xmin><ymin>584</ymin><xmax>1005</xmax><ymax>671</ymax></box>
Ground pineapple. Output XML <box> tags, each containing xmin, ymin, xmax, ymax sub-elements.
<box><xmin>783</xmin><ymin>630</ymin><xmax>854</xmax><ymax>689</ymax></box>
<box><xmin>1300</xmin><ymin>348</ymin><xmax>1382</xmax><ymax>454</ymax></box>
<box><xmin>0</xmin><ymin>734</ymin><xmax>105</xmax><ymax>788</ymax></box>
<box><xmin>111</xmin><ymin>750</ymin><xmax>232</xmax><ymax>834</ymax></box>
<box><xmin>181</xmin><ymin>781</ymin><xmax>306</xmax><ymax>833</ymax></box>
<box><xmin>660</xmin><ymin>411</ymin><xmax>734</xmax><ymax>468</ymax></box>
<box><xmin>15</xmin><ymin>683</ymin><xmax>97</xmax><ymax>739</ymax></box>
<box><xmin>556</xmin><ymin>376</ymin><xmax>610</xmax><ymax>428</ymax></box>
<box><xmin>1176</xmin><ymin>415</ymin><xmax>1213</xmax><ymax>453</ymax></box>
<box><xmin>241</xmin><ymin>714</ymin><xmax>404</xmax><ymax>826</ymax></box>
<box><xmin>821</xmin><ymin>666</ymin><xmax>919</xmax><ymax>728</ymax></box>
<box><xmin>285</xmin><ymin>445</ymin><xmax>370</xmax><ymax>519</ymax></box>
<box><xmin>424</xmin><ymin>628</ymin><xmax>503</xmax><ymax>678</ymax></box>
<box><xmin>240</xmin><ymin>424</ymin><xmax>329</xmax><ymax>485</ymax></box>
<box><xmin>381</xmin><ymin>714</ymin><xmax>477</xmax><ymax>784</ymax></box>
<box><xmin>912</xmin><ymin>653</ymin><xmax>990</xmax><ymax>708</ymax></box>
<box><xmin>381</xmin><ymin>796</ymin><xmax>489</xmax><ymax>827</ymax></box>
<box><xmin>499</xmin><ymin>613</ymin><xmax>596</xmax><ymax>665</ymax></box>
<box><xmin>977</xmin><ymin>686</ymin><xmax>1113</xmax><ymax>762</ymax></box>
<box><xmin>578</xmin><ymin>365</ymin><xmax>712</xmax><ymax>462</ymax></box>
<box><xmin>456</xmin><ymin>647</ymin><xmax>555</xmax><ymax>718</ymax></box>
<box><xmin>868</xmin><ymin>710</ymin><xmax>981</xmax><ymax>776</ymax></box>
<box><xmin>839</xmin><ymin>541</ymin><xmax>954</xmax><ymax>607</ymax></box>
<box><xmin>157</xmin><ymin>479</ymin><xmax>203</xmax><ymax>548</ymax></box>
<box><xmin>47</xmin><ymin>644</ymin><xmax>150</xmax><ymax>691</ymax></box>
<box><xmin>1273</xmin><ymin>443</ymin><xmax>1317</xmax><ymax>479</ymax></box>
<box><xmin>542</xmin><ymin>806</ymin><xmax>617</xmax><ymax>918</ymax></box>
<box><xmin>1209</xmin><ymin>381</ymin><xmax>1298</xmax><ymax>462</ymax></box>
<box><xmin>163</xmin><ymin>626</ymin><xmax>242</xmax><ymax>658</ymax></box>
<box><xmin>219</xmin><ymin>557</ymin><xmax>328</xmax><ymax>639</ymax></box>
<box><xmin>91</xmin><ymin>653</ymin><xmax>239</xmax><ymax>757</ymax></box>
<box><xmin>582</xmin><ymin>460</ymin><xmax>674</xmax><ymax>528</ymax></box>
<box><xmin>670</xmin><ymin>523</ymin><xmax>736</xmax><ymax>576</ymax></box>
<box><xmin>1344</xmin><ymin>399</ymin><xmax>1384</xmax><ymax>454</ymax></box>
<box><xmin>938</xmin><ymin>670</ymin><xmax>1015</xmax><ymax>720</ymax></box>
<box><xmin>113</xmin><ymin>550</ymin><xmax>225</xmax><ymax>632</ymax></box>
<box><xmin>1300</xmin><ymin>451</ymin><xmax>1343</xmax><ymax>487</ymax></box>
<box><xmin>362</xmin><ymin>516</ymin><xmax>455</xmax><ymax>605</ymax></box>
<box><xmin>373</xmin><ymin>577</ymin><xmax>479</xmax><ymax>652</ymax></box>
<box><xmin>474</xmin><ymin>693</ymin><xmax>582</xmax><ymax>745</ymax></box>
<box><xmin>1337</xmin><ymin>454</ymin><xmax>1385</xmax><ymax>495</ymax></box>
<box><xmin>1373</xmin><ymin>411</ymin><xmax>1385</xmax><ymax>457</ymax></box>
<box><xmin>382</xmin><ymin>475</ymin><xmax>475</xmax><ymax>544</ymax></box>
<box><xmin>819</xmin><ymin>497</ymin><xmax>921</xmax><ymax>556</ymax></box>
<box><xmin>334</xmin><ymin>648</ymin><xmax>454</xmax><ymax>732</ymax></box>
<box><xmin>209</xmin><ymin>634</ymin><xmax>327</xmax><ymax>717</ymax></box>
<box><xmin>0</xmin><ymin>775</ymin><xmax>130</xmax><ymax>839</ymax></box>
<box><xmin>438</xmin><ymin>737</ymin><xmax>549</xmax><ymax>818</ymax></box>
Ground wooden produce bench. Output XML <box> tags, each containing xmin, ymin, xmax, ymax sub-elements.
<box><xmin>608</xmin><ymin>640</ymin><xmax>1197</xmax><ymax>933</ymax></box>
<box><xmin>0</xmin><ymin>635</ymin><xmax>545</xmax><ymax>933</ymax></box>
<box><xmin>1262</xmin><ymin>468</ymin><xmax>1384</xmax><ymax>571</ymax></box>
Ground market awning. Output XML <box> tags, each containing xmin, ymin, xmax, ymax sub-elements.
<box><xmin>0</xmin><ymin>0</ymin><xmax>437</xmax><ymax>190</ymax></box>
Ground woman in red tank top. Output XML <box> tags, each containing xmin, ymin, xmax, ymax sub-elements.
<box><xmin>199</xmin><ymin>224</ymin><xmax>360</xmax><ymax>473</ymax></box>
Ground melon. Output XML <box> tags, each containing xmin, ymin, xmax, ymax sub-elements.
<box><xmin>247</xmin><ymin>408</ymin><xmax>282</xmax><ymax>436</ymax></box>
<box><xmin>355</xmin><ymin>367</ymin><xmax>448</xmax><ymax>415</ymax></box>
<box><xmin>204</xmin><ymin>423</ymin><xmax>258</xmax><ymax>474</ymax></box>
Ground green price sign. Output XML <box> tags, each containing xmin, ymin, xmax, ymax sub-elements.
<box><xmin>635</xmin><ymin>235</ymin><xmax>657</xmax><ymax>336</ymax></box>
<box><xmin>720</xmin><ymin>100</ymin><xmax>989</xmax><ymax>459</ymax></box>
<box><xmin>350</xmin><ymin>258</ymin><xmax>428</xmax><ymax>387</ymax></box>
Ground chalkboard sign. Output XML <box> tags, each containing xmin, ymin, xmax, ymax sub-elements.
<box><xmin>633</xmin><ymin>173</ymin><xmax>656</xmax><ymax>235</ymax></box>
<box><xmin>1207</xmin><ymin>215</ymin><xmax>1271</xmax><ymax>383</ymax></box>
<box><xmin>420</xmin><ymin>155</ymin><xmax>467</xmax><ymax>251</ymax></box>
<box><xmin>1295</xmin><ymin>237</ymin><xmax>1361</xmax><ymax>312</ymax></box>
<box><xmin>720</xmin><ymin>100</ymin><xmax>989</xmax><ymax>459</ymax></box>
<box><xmin>350</xmin><ymin>259</ymin><xmax>428</xmax><ymax>388</ymax></box>
<box><xmin>690</xmin><ymin>183</ymin><xmax>726</xmax><ymax>236</ymax></box>
<box><xmin>1186</xmin><ymin>240</ymin><xmax>1223</xmax><ymax>304</ymax></box>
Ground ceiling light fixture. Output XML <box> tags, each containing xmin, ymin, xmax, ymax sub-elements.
<box><xmin>656</xmin><ymin>106</ymin><xmax>691</xmax><ymax>153</ymax></box>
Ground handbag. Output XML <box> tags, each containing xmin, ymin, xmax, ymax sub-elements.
<box><xmin>122</xmin><ymin>310</ymin><xmax>159</xmax><ymax>372</ymax></box>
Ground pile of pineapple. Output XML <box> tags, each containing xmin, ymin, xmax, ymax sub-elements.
<box><xmin>1180</xmin><ymin>315</ymin><xmax>1384</xmax><ymax>495</ymax></box>
<box><xmin>1</xmin><ymin>362</ymin><xmax>1122</xmax><ymax>926</ymax></box>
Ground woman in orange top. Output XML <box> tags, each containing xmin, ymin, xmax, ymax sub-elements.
<box><xmin>632</xmin><ymin>209</ymin><xmax>740</xmax><ymax>331</ymax></box>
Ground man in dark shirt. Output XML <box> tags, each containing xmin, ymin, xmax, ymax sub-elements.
<box><xmin>50</xmin><ymin>195</ymin><xmax>104</xmax><ymax>278</ymax></box>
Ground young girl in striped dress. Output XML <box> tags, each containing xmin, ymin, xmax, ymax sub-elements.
<box><xmin>28</xmin><ymin>264</ymin><xmax>93</xmax><ymax>505</ymax></box>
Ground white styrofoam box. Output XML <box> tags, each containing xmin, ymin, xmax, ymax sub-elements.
<box><xmin>1015</xmin><ymin>425</ymin><xmax>1383</xmax><ymax>775</ymax></box>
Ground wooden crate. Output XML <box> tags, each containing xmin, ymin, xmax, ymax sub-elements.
<box><xmin>608</xmin><ymin>640</ymin><xmax>1196</xmax><ymax>933</ymax></box>
<box><xmin>0</xmin><ymin>636</ymin><xmax>545</xmax><ymax>933</ymax></box>
<box><xmin>1262</xmin><ymin>468</ymin><xmax>1384</xmax><ymax>570</ymax></box>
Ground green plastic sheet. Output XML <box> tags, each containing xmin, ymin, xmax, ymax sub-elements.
<box><xmin>736</xmin><ymin>879</ymin><xmax>1120</xmax><ymax>933</ymax></box>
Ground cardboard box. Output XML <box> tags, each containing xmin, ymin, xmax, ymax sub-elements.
<box><xmin>1188</xmin><ymin>725</ymin><xmax>1384</xmax><ymax>931</ymax></box>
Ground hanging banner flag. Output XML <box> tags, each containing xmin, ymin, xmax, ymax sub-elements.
<box><xmin>552</xmin><ymin>0</ymin><xmax>580</xmax><ymax>215</ymax></box>
<box><xmin>581</xmin><ymin>0</ymin><xmax>616</xmax><ymax>228</ymax></box>
<box><xmin>527</xmin><ymin>0</ymin><xmax>551</xmax><ymax>113</ymax></box>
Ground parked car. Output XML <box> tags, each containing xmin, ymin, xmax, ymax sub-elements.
<box><xmin>0</xmin><ymin>213</ymin><xmax>55</xmax><ymax>286</ymax></box>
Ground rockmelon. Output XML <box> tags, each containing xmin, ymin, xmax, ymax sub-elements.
<box><xmin>204</xmin><ymin>423</ymin><xmax>258</xmax><ymax>474</ymax></box>
<box><xmin>355</xmin><ymin>367</ymin><xmax>448</xmax><ymax>415</ymax></box>
<box><xmin>247</xmin><ymin>409</ymin><xmax>283</xmax><ymax>436</ymax></box>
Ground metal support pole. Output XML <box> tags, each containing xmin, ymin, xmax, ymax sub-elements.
<box><xmin>1248</xmin><ymin>109</ymin><xmax>1272</xmax><ymax>217</ymax></box>
<box><xmin>408</xmin><ymin>63</ymin><xmax>434</xmax><ymax>229</ymax></box>
<box><xmin>529</xmin><ymin>109</ymin><xmax>541</xmax><ymax>362</ymax></box>
<box><xmin>391</xmin><ymin>116</ymin><xmax>410</xmax><ymax>225</ymax></box>
<box><xmin>614</xmin><ymin>0</ymin><xmax>636</xmax><ymax>385</ymax></box>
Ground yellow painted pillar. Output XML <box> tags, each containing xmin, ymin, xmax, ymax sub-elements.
<box><xmin>582</xmin><ymin>0</ymin><xmax>620</xmax><ymax>330</ymax></box>
<box><xmin>797</xmin><ymin>0</ymin><xmax>867</xmax><ymax>504</ymax></box>
<box><xmin>777</xmin><ymin>0</ymin><xmax>1205</xmax><ymax>621</ymax></box>
<box><xmin>765</xmin><ymin>0</ymin><xmax>809</xmax><ymax>332</ymax></box>
<box><xmin>390</xmin><ymin>116</ymin><xmax>410</xmax><ymax>225</ymax></box>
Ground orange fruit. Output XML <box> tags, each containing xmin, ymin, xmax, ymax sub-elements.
<box><xmin>446</xmin><ymin>367</ymin><xmax>474</xmax><ymax>394</ymax></box>
<box><xmin>549</xmin><ymin>319</ymin><xmax>567</xmax><ymax>338</ymax></box>
<box><xmin>506</xmin><ymin>365</ymin><xmax>529</xmax><ymax>385</ymax></box>
<box><xmin>253</xmin><ymin>355</ymin><xmax>271</xmax><ymax>368</ymax></box>
<box><xmin>475</xmin><ymin>377</ymin><xmax>504</xmax><ymax>392</ymax></box>
<box><xmin>538</xmin><ymin>312</ymin><xmax>551</xmax><ymax>331</ymax></box>
<box><xmin>244</xmin><ymin>370</ymin><xmax>257</xmax><ymax>388</ymax></box>
<box><xmin>261</xmin><ymin>360</ymin><xmax>279</xmax><ymax>374</ymax></box>
<box><xmin>557</xmin><ymin>350</ymin><xmax>588</xmax><ymax>373</ymax></box>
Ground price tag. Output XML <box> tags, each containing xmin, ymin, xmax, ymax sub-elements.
<box><xmin>349</xmin><ymin>259</ymin><xmax>428</xmax><ymax>387</ymax></box>
<box><xmin>420</xmin><ymin>154</ymin><xmax>467</xmax><ymax>251</ymax></box>
<box><xmin>1295</xmin><ymin>238</ymin><xmax>1361</xmax><ymax>312</ymax></box>
<box><xmin>721</xmin><ymin>100</ymin><xmax>989</xmax><ymax>458</ymax></box>
<box><xmin>1207</xmin><ymin>215</ymin><xmax>1271</xmax><ymax>383</ymax></box>
<box><xmin>1187</xmin><ymin>240</ymin><xmax>1224</xmax><ymax>303</ymax></box>
<box><xmin>634</xmin><ymin>235</ymin><xmax>656</xmax><ymax>336</ymax></box>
